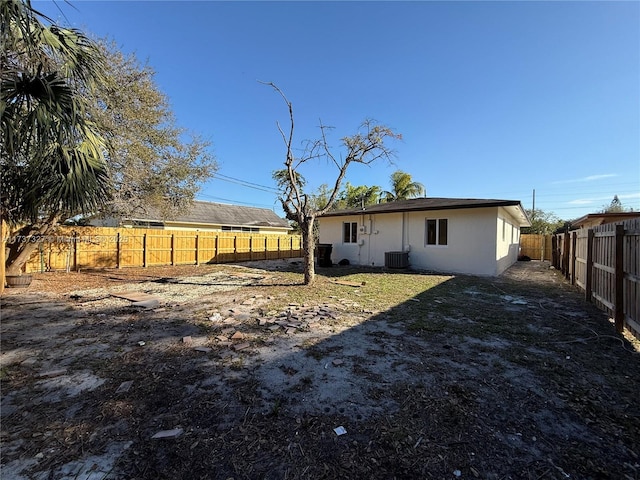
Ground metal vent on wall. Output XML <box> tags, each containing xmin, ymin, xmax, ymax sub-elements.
<box><xmin>385</xmin><ymin>251</ymin><xmax>409</xmax><ymax>269</ymax></box>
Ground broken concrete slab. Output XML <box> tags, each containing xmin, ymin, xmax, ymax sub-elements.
<box><xmin>151</xmin><ymin>428</ymin><xmax>183</xmax><ymax>439</ymax></box>
<box><xmin>38</xmin><ymin>368</ymin><xmax>67</xmax><ymax>378</ymax></box>
<box><xmin>131</xmin><ymin>299</ymin><xmax>160</xmax><ymax>309</ymax></box>
<box><xmin>110</xmin><ymin>292</ymin><xmax>159</xmax><ymax>302</ymax></box>
<box><xmin>116</xmin><ymin>381</ymin><xmax>134</xmax><ymax>394</ymax></box>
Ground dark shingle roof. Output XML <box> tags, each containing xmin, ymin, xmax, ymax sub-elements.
<box><xmin>128</xmin><ymin>200</ymin><xmax>289</xmax><ymax>229</ymax></box>
<box><xmin>319</xmin><ymin>197</ymin><xmax>531</xmax><ymax>226</ymax></box>
<box><xmin>570</xmin><ymin>212</ymin><xmax>640</xmax><ymax>228</ymax></box>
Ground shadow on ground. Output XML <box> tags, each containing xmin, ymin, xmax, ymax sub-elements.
<box><xmin>1</xmin><ymin>261</ymin><xmax>639</xmax><ymax>479</ymax></box>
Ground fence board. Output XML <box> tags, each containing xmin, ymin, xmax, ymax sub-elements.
<box><xmin>553</xmin><ymin>218</ymin><xmax>640</xmax><ymax>339</ymax></box>
<box><xmin>520</xmin><ymin>234</ymin><xmax>552</xmax><ymax>261</ymax></box>
<box><xmin>24</xmin><ymin>226</ymin><xmax>302</xmax><ymax>272</ymax></box>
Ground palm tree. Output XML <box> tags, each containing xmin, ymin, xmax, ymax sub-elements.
<box><xmin>340</xmin><ymin>182</ymin><xmax>383</xmax><ymax>209</ymax></box>
<box><xmin>1</xmin><ymin>0</ymin><xmax>110</xmax><ymax>275</ymax></box>
<box><xmin>381</xmin><ymin>170</ymin><xmax>425</xmax><ymax>202</ymax></box>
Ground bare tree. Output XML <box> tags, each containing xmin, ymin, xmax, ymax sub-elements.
<box><xmin>264</xmin><ymin>82</ymin><xmax>401</xmax><ymax>284</ymax></box>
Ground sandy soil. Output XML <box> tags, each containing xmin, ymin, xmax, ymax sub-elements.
<box><xmin>1</xmin><ymin>260</ymin><xmax>639</xmax><ymax>479</ymax></box>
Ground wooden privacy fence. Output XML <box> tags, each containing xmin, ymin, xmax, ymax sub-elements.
<box><xmin>519</xmin><ymin>234</ymin><xmax>553</xmax><ymax>261</ymax></box>
<box><xmin>552</xmin><ymin>219</ymin><xmax>640</xmax><ymax>337</ymax></box>
<box><xmin>23</xmin><ymin>227</ymin><xmax>302</xmax><ymax>272</ymax></box>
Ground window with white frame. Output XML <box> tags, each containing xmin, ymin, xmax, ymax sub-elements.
<box><xmin>343</xmin><ymin>222</ymin><xmax>358</xmax><ymax>243</ymax></box>
<box><xmin>425</xmin><ymin>218</ymin><xmax>448</xmax><ymax>246</ymax></box>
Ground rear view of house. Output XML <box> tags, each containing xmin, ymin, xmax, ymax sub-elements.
<box><xmin>317</xmin><ymin>198</ymin><xmax>531</xmax><ymax>276</ymax></box>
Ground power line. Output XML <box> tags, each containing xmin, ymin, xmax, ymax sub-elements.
<box><xmin>213</xmin><ymin>173</ymin><xmax>280</xmax><ymax>193</ymax></box>
<box><xmin>197</xmin><ymin>192</ymin><xmax>279</xmax><ymax>210</ymax></box>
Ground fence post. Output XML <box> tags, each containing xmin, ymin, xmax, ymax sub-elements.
<box><xmin>73</xmin><ymin>231</ymin><xmax>78</xmax><ymax>272</ymax></box>
<box><xmin>585</xmin><ymin>229</ymin><xmax>594</xmax><ymax>302</ymax></box>
<box><xmin>170</xmin><ymin>234</ymin><xmax>175</xmax><ymax>266</ymax></box>
<box><xmin>214</xmin><ymin>235</ymin><xmax>219</xmax><ymax>264</ymax></box>
<box><xmin>249</xmin><ymin>236</ymin><xmax>253</xmax><ymax>261</ymax></box>
<box><xmin>571</xmin><ymin>231</ymin><xmax>577</xmax><ymax>285</ymax></box>
<box><xmin>234</xmin><ymin>236</ymin><xmax>238</xmax><ymax>262</ymax></box>
<box><xmin>143</xmin><ymin>233</ymin><xmax>148</xmax><ymax>267</ymax></box>
<box><xmin>614</xmin><ymin>224</ymin><xmax>625</xmax><ymax>333</ymax></box>
<box><xmin>563</xmin><ymin>232</ymin><xmax>570</xmax><ymax>279</ymax></box>
<box><xmin>195</xmin><ymin>234</ymin><xmax>200</xmax><ymax>266</ymax></box>
<box><xmin>116</xmin><ymin>232</ymin><xmax>121</xmax><ymax>269</ymax></box>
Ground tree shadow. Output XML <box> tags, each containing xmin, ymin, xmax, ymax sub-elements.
<box><xmin>1</xmin><ymin>262</ymin><xmax>639</xmax><ymax>479</ymax></box>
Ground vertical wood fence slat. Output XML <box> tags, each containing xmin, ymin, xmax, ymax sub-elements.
<box><xmin>116</xmin><ymin>232</ymin><xmax>121</xmax><ymax>269</ymax></box>
<box><xmin>571</xmin><ymin>232</ymin><xmax>577</xmax><ymax>285</ymax></box>
<box><xmin>552</xmin><ymin>219</ymin><xmax>639</xmax><ymax>339</ymax></box>
<box><xmin>170</xmin><ymin>234</ymin><xmax>175</xmax><ymax>266</ymax></box>
<box><xmin>143</xmin><ymin>234</ymin><xmax>148</xmax><ymax>268</ymax></box>
<box><xmin>615</xmin><ymin>224</ymin><xmax>624</xmax><ymax>333</ymax></box>
<box><xmin>563</xmin><ymin>232</ymin><xmax>570</xmax><ymax>278</ymax></box>
<box><xmin>195</xmin><ymin>234</ymin><xmax>200</xmax><ymax>266</ymax></box>
<box><xmin>585</xmin><ymin>229</ymin><xmax>593</xmax><ymax>302</ymax></box>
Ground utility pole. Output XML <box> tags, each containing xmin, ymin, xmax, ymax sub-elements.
<box><xmin>532</xmin><ymin>189</ymin><xmax>535</xmax><ymax>213</ymax></box>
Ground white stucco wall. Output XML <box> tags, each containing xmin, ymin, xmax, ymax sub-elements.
<box><xmin>405</xmin><ymin>207</ymin><xmax>499</xmax><ymax>275</ymax></box>
<box><xmin>495</xmin><ymin>207</ymin><xmax>521</xmax><ymax>275</ymax></box>
<box><xmin>318</xmin><ymin>206</ymin><xmax>523</xmax><ymax>276</ymax></box>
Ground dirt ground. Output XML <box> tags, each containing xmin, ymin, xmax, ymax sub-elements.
<box><xmin>1</xmin><ymin>260</ymin><xmax>639</xmax><ymax>480</ymax></box>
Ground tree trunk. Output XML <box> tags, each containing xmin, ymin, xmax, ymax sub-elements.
<box><xmin>301</xmin><ymin>217</ymin><xmax>316</xmax><ymax>285</ymax></box>
<box><xmin>5</xmin><ymin>214</ymin><xmax>60</xmax><ymax>276</ymax></box>
<box><xmin>1</xmin><ymin>218</ymin><xmax>6</xmax><ymax>293</ymax></box>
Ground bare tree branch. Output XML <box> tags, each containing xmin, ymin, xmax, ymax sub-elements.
<box><xmin>263</xmin><ymin>82</ymin><xmax>400</xmax><ymax>284</ymax></box>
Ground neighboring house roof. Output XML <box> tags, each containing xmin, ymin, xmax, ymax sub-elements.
<box><xmin>319</xmin><ymin>197</ymin><xmax>531</xmax><ymax>227</ymax></box>
<box><xmin>570</xmin><ymin>212</ymin><xmax>640</xmax><ymax>229</ymax></box>
<box><xmin>127</xmin><ymin>200</ymin><xmax>290</xmax><ymax>229</ymax></box>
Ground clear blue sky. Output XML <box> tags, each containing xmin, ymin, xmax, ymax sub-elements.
<box><xmin>35</xmin><ymin>1</ymin><xmax>640</xmax><ymax>221</ymax></box>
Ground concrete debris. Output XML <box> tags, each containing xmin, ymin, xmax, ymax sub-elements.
<box><xmin>131</xmin><ymin>299</ymin><xmax>160</xmax><ymax>309</ymax></box>
<box><xmin>116</xmin><ymin>381</ymin><xmax>133</xmax><ymax>394</ymax></box>
<box><xmin>38</xmin><ymin>369</ymin><xmax>67</xmax><ymax>378</ymax></box>
<box><xmin>151</xmin><ymin>428</ymin><xmax>184</xmax><ymax>440</ymax></box>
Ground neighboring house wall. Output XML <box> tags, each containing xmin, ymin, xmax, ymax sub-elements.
<box><xmin>90</xmin><ymin>219</ymin><xmax>290</xmax><ymax>234</ymax></box>
<box><xmin>571</xmin><ymin>213</ymin><xmax>640</xmax><ymax>230</ymax></box>
<box><xmin>318</xmin><ymin>206</ymin><xmax>524</xmax><ymax>276</ymax></box>
<box><xmin>146</xmin><ymin>222</ymin><xmax>288</xmax><ymax>234</ymax></box>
